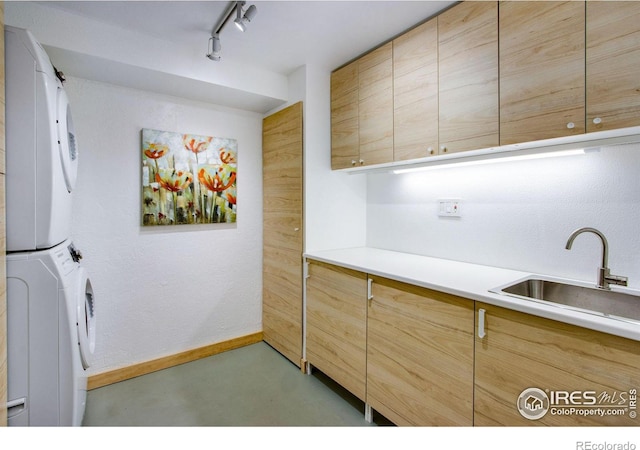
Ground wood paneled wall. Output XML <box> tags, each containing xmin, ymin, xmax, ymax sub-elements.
<box><xmin>1</xmin><ymin>0</ymin><xmax>8</xmax><ymax>428</ymax></box>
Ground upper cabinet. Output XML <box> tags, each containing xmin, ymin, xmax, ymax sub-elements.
<box><xmin>438</xmin><ymin>1</ymin><xmax>499</xmax><ymax>154</ymax></box>
<box><xmin>393</xmin><ymin>18</ymin><xmax>438</xmax><ymax>161</ymax></box>
<box><xmin>330</xmin><ymin>60</ymin><xmax>359</xmax><ymax>170</ymax></box>
<box><xmin>330</xmin><ymin>1</ymin><xmax>640</xmax><ymax>170</ymax></box>
<box><xmin>586</xmin><ymin>1</ymin><xmax>640</xmax><ymax>132</ymax></box>
<box><xmin>358</xmin><ymin>43</ymin><xmax>394</xmax><ymax>167</ymax></box>
<box><xmin>331</xmin><ymin>44</ymin><xmax>393</xmax><ymax>169</ymax></box>
<box><xmin>499</xmin><ymin>1</ymin><xmax>585</xmax><ymax>145</ymax></box>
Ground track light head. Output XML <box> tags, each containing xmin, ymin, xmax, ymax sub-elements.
<box><xmin>233</xmin><ymin>4</ymin><xmax>246</xmax><ymax>32</ymax></box>
<box><xmin>206</xmin><ymin>35</ymin><xmax>222</xmax><ymax>61</ymax></box>
<box><xmin>234</xmin><ymin>3</ymin><xmax>257</xmax><ymax>32</ymax></box>
<box><xmin>244</xmin><ymin>5</ymin><xmax>257</xmax><ymax>23</ymax></box>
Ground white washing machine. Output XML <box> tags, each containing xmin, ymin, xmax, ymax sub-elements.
<box><xmin>6</xmin><ymin>240</ymin><xmax>96</xmax><ymax>426</ymax></box>
<box><xmin>5</xmin><ymin>25</ymin><xmax>78</xmax><ymax>252</ymax></box>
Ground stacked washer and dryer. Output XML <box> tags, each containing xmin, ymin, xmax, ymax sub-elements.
<box><xmin>5</xmin><ymin>26</ymin><xmax>96</xmax><ymax>426</ymax></box>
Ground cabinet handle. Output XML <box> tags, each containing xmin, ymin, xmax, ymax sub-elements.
<box><xmin>478</xmin><ymin>308</ymin><xmax>486</xmax><ymax>339</ymax></box>
<box><xmin>359</xmin><ymin>159</ymin><xmax>365</xmax><ymax>165</ymax></box>
<box><xmin>351</xmin><ymin>160</ymin><xmax>357</xmax><ymax>166</ymax></box>
<box><xmin>593</xmin><ymin>117</ymin><xmax>602</xmax><ymax>125</ymax></box>
<box><xmin>367</xmin><ymin>278</ymin><xmax>373</xmax><ymax>301</ymax></box>
<box><xmin>567</xmin><ymin>122</ymin><xmax>575</xmax><ymax>129</ymax></box>
<box><xmin>440</xmin><ymin>145</ymin><xmax>448</xmax><ymax>153</ymax></box>
<box><xmin>428</xmin><ymin>147</ymin><xmax>434</xmax><ymax>155</ymax></box>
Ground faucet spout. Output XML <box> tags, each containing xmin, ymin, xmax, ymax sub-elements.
<box><xmin>565</xmin><ymin>227</ymin><xmax>627</xmax><ymax>290</ymax></box>
<box><xmin>565</xmin><ymin>227</ymin><xmax>609</xmax><ymax>270</ymax></box>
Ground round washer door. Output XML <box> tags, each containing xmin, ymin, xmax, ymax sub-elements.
<box><xmin>76</xmin><ymin>267</ymin><xmax>96</xmax><ymax>370</ymax></box>
<box><xmin>56</xmin><ymin>86</ymin><xmax>78</xmax><ymax>193</ymax></box>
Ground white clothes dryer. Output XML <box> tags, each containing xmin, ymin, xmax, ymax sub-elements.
<box><xmin>6</xmin><ymin>240</ymin><xmax>96</xmax><ymax>426</ymax></box>
<box><xmin>5</xmin><ymin>25</ymin><xmax>78</xmax><ymax>252</ymax></box>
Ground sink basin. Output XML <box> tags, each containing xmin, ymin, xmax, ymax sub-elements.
<box><xmin>490</xmin><ymin>277</ymin><xmax>640</xmax><ymax>324</ymax></box>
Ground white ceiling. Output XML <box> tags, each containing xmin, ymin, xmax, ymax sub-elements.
<box><xmin>38</xmin><ymin>0</ymin><xmax>455</xmax><ymax>75</ymax></box>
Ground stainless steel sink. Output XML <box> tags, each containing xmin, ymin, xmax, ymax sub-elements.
<box><xmin>490</xmin><ymin>277</ymin><xmax>640</xmax><ymax>324</ymax></box>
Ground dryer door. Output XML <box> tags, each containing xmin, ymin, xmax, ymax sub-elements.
<box><xmin>56</xmin><ymin>86</ymin><xmax>78</xmax><ymax>193</ymax></box>
<box><xmin>76</xmin><ymin>267</ymin><xmax>96</xmax><ymax>370</ymax></box>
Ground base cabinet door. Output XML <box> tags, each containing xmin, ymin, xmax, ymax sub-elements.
<box><xmin>474</xmin><ymin>303</ymin><xmax>640</xmax><ymax>426</ymax></box>
<box><xmin>366</xmin><ymin>276</ymin><xmax>474</xmax><ymax>426</ymax></box>
<box><xmin>306</xmin><ymin>261</ymin><xmax>367</xmax><ymax>401</ymax></box>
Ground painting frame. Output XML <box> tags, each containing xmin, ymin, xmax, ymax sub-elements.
<box><xmin>141</xmin><ymin>128</ymin><xmax>237</xmax><ymax>226</ymax></box>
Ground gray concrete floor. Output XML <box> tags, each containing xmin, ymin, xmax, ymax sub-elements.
<box><xmin>82</xmin><ymin>341</ymin><xmax>386</xmax><ymax>426</ymax></box>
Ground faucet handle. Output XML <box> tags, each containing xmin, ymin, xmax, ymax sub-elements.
<box><xmin>599</xmin><ymin>267</ymin><xmax>628</xmax><ymax>289</ymax></box>
<box><xmin>605</xmin><ymin>273</ymin><xmax>628</xmax><ymax>288</ymax></box>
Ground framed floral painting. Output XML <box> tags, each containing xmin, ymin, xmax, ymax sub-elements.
<box><xmin>141</xmin><ymin>128</ymin><xmax>237</xmax><ymax>226</ymax></box>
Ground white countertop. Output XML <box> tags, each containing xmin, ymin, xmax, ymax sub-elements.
<box><xmin>304</xmin><ymin>247</ymin><xmax>640</xmax><ymax>342</ymax></box>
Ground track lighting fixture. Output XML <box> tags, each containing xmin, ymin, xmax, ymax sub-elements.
<box><xmin>206</xmin><ymin>1</ymin><xmax>257</xmax><ymax>61</ymax></box>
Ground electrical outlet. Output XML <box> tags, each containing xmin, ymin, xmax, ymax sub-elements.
<box><xmin>438</xmin><ymin>199</ymin><xmax>461</xmax><ymax>217</ymax></box>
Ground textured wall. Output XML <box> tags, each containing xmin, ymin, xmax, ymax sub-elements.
<box><xmin>1</xmin><ymin>0</ymin><xmax>7</xmax><ymax>427</ymax></box>
<box><xmin>367</xmin><ymin>143</ymin><xmax>640</xmax><ymax>290</ymax></box>
<box><xmin>66</xmin><ymin>78</ymin><xmax>263</xmax><ymax>375</ymax></box>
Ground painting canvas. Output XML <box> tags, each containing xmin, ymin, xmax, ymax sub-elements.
<box><xmin>141</xmin><ymin>128</ymin><xmax>237</xmax><ymax>226</ymax></box>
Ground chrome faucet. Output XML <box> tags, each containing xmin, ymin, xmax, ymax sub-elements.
<box><xmin>565</xmin><ymin>227</ymin><xmax>628</xmax><ymax>290</ymax></box>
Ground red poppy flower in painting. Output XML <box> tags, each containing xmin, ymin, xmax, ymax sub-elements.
<box><xmin>198</xmin><ymin>165</ymin><xmax>236</xmax><ymax>193</ymax></box>
<box><xmin>219</xmin><ymin>148</ymin><xmax>237</xmax><ymax>165</ymax></box>
<box><xmin>155</xmin><ymin>168</ymin><xmax>193</xmax><ymax>192</ymax></box>
<box><xmin>183</xmin><ymin>135</ymin><xmax>213</xmax><ymax>156</ymax></box>
<box><xmin>143</xmin><ymin>143</ymin><xmax>168</xmax><ymax>160</ymax></box>
<box><xmin>224</xmin><ymin>189</ymin><xmax>237</xmax><ymax>205</ymax></box>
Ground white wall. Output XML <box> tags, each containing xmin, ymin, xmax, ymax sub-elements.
<box><xmin>66</xmin><ymin>77</ymin><xmax>264</xmax><ymax>375</ymax></box>
<box><xmin>367</xmin><ymin>143</ymin><xmax>640</xmax><ymax>289</ymax></box>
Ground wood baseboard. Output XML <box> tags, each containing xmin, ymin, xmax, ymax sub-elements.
<box><xmin>87</xmin><ymin>332</ymin><xmax>264</xmax><ymax>390</ymax></box>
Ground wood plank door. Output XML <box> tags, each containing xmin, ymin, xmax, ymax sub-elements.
<box><xmin>262</xmin><ymin>102</ymin><xmax>303</xmax><ymax>367</ymax></box>
<box><xmin>438</xmin><ymin>1</ymin><xmax>499</xmax><ymax>154</ymax></box>
<box><xmin>586</xmin><ymin>1</ymin><xmax>640</xmax><ymax>132</ymax></box>
<box><xmin>499</xmin><ymin>1</ymin><xmax>585</xmax><ymax>144</ymax></box>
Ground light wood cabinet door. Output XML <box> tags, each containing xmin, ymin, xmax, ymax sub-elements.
<box><xmin>367</xmin><ymin>276</ymin><xmax>474</xmax><ymax>426</ymax></box>
<box><xmin>438</xmin><ymin>1</ymin><xmax>498</xmax><ymax>154</ymax></box>
<box><xmin>475</xmin><ymin>303</ymin><xmax>640</xmax><ymax>426</ymax></box>
<box><xmin>331</xmin><ymin>61</ymin><xmax>359</xmax><ymax>169</ymax></box>
<box><xmin>499</xmin><ymin>1</ymin><xmax>585</xmax><ymax>145</ymax></box>
<box><xmin>586</xmin><ymin>1</ymin><xmax>640</xmax><ymax>133</ymax></box>
<box><xmin>393</xmin><ymin>18</ymin><xmax>438</xmax><ymax>161</ymax></box>
<box><xmin>306</xmin><ymin>261</ymin><xmax>367</xmax><ymax>401</ymax></box>
<box><xmin>359</xmin><ymin>43</ymin><xmax>394</xmax><ymax>166</ymax></box>
<box><xmin>262</xmin><ymin>102</ymin><xmax>303</xmax><ymax>367</ymax></box>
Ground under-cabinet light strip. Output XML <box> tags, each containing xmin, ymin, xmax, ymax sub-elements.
<box><xmin>392</xmin><ymin>149</ymin><xmax>587</xmax><ymax>175</ymax></box>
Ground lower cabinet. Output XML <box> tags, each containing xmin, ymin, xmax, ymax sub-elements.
<box><xmin>305</xmin><ymin>261</ymin><xmax>367</xmax><ymax>401</ymax></box>
<box><xmin>367</xmin><ymin>276</ymin><xmax>475</xmax><ymax>426</ymax></box>
<box><xmin>305</xmin><ymin>261</ymin><xmax>640</xmax><ymax>426</ymax></box>
<box><xmin>475</xmin><ymin>302</ymin><xmax>640</xmax><ymax>426</ymax></box>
